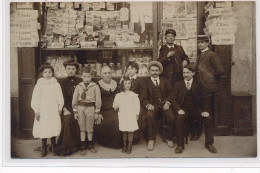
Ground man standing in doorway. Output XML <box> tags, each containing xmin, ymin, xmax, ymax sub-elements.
<box><xmin>194</xmin><ymin>35</ymin><xmax>224</xmax><ymax>141</ymax></box>
<box><xmin>158</xmin><ymin>29</ymin><xmax>190</xmax><ymax>87</ymax></box>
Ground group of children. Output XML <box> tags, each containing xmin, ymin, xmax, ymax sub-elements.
<box><xmin>31</xmin><ymin>62</ymin><xmax>141</xmax><ymax>157</ymax></box>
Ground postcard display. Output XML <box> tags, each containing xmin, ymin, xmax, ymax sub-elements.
<box><xmin>161</xmin><ymin>1</ymin><xmax>198</xmax><ymax>63</ymax></box>
<box><xmin>40</xmin><ymin>2</ymin><xmax>154</xmax><ymax>78</ymax></box>
<box><xmin>203</xmin><ymin>1</ymin><xmax>237</xmax><ymax>46</ymax></box>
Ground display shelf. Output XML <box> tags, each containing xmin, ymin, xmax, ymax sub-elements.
<box><xmin>42</xmin><ymin>47</ymin><xmax>154</xmax><ymax>51</ymax></box>
<box><xmin>56</xmin><ymin>75</ymin><xmax>150</xmax><ymax>80</ymax></box>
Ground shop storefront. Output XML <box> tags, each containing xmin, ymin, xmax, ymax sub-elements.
<box><xmin>10</xmin><ymin>1</ymin><xmax>256</xmax><ymax>139</ymax></box>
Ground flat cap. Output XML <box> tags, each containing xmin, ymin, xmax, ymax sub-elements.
<box><xmin>165</xmin><ymin>29</ymin><xmax>176</xmax><ymax>37</ymax></box>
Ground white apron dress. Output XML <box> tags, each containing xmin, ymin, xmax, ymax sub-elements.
<box><xmin>31</xmin><ymin>77</ymin><xmax>64</xmax><ymax>138</ymax></box>
<box><xmin>113</xmin><ymin>91</ymin><xmax>140</xmax><ymax>132</ymax></box>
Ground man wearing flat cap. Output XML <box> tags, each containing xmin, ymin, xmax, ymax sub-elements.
<box><xmin>141</xmin><ymin>61</ymin><xmax>176</xmax><ymax>151</ymax></box>
<box><xmin>158</xmin><ymin>29</ymin><xmax>190</xmax><ymax>87</ymax></box>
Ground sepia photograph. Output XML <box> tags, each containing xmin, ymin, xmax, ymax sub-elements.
<box><xmin>7</xmin><ymin>0</ymin><xmax>257</xmax><ymax>164</ymax></box>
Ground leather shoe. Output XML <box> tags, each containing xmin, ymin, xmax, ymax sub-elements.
<box><xmin>147</xmin><ymin>140</ymin><xmax>154</xmax><ymax>151</ymax></box>
<box><xmin>190</xmin><ymin>135</ymin><xmax>200</xmax><ymax>141</ymax></box>
<box><xmin>175</xmin><ymin>146</ymin><xmax>184</xmax><ymax>153</ymax></box>
<box><xmin>166</xmin><ymin>139</ymin><xmax>175</xmax><ymax>148</ymax></box>
<box><xmin>205</xmin><ymin>144</ymin><xmax>217</xmax><ymax>153</ymax></box>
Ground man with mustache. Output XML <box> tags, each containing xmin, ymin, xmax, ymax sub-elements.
<box><xmin>141</xmin><ymin>61</ymin><xmax>175</xmax><ymax>151</ymax></box>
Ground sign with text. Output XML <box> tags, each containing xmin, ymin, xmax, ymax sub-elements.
<box><xmin>10</xmin><ymin>10</ymin><xmax>39</xmax><ymax>47</ymax></box>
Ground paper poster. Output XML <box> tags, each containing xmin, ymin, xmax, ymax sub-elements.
<box><xmin>93</xmin><ymin>2</ymin><xmax>101</xmax><ymax>11</ymax></box>
<box><xmin>10</xmin><ymin>10</ymin><xmax>39</xmax><ymax>47</ymax></box>
<box><xmin>120</xmin><ymin>8</ymin><xmax>129</xmax><ymax>21</ymax></box>
<box><xmin>16</xmin><ymin>2</ymin><xmax>33</xmax><ymax>9</ymax></box>
<box><xmin>187</xmin><ymin>20</ymin><xmax>197</xmax><ymax>38</ymax></box>
<box><xmin>211</xmin><ymin>31</ymin><xmax>236</xmax><ymax>45</ymax></box>
<box><xmin>163</xmin><ymin>2</ymin><xmax>186</xmax><ymax>19</ymax></box>
<box><xmin>186</xmin><ymin>1</ymin><xmax>197</xmax><ymax>18</ymax></box>
<box><xmin>208</xmin><ymin>8</ymin><xmax>235</xmax><ymax>17</ymax></box>
<box><xmin>180</xmin><ymin>39</ymin><xmax>188</xmax><ymax>53</ymax></box>
<box><xmin>187</xmin><ymin>38</ymin><xmax>197</xmax><ymax>58</ymax></box>
<box><xmin>215</xmin><ymin>1</ymin><xmax>232</xmax><ymax>8</ymax></box>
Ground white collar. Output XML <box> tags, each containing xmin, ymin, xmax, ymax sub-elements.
<box><xmin>201</xmin><ymin>47</ymin><xmax>209</xmax><ymax>53</ymax></box>
<box><xmin>130</xmin><ymin>74</ymin><xmax>137</xmax><ymax>80</ymax></box>
<box><xmin>184</xmin><ymin>78</ymin><xmax>193</xmax><ymax>85</ymax></box>
<box><xmin>98</xmin><ymin>79</ymin><xmax>117</xmax><ymax>92</ymax></box>
<box><xmin>151</xmin><ymin>76</ymin><xmax>159</xmax><ymax>81</ymax></box>
<box><xmin>78</xmin><ymin>81</ymin><xmax>96</xmax><ymax>89</ymax></box>
<box><xmin>167</xmin><ymin>44</ymin><xmax>175</xmax><ymax>49</ymax></box>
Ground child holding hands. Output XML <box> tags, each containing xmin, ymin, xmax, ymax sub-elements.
<box><xmin>31</xmin><ymin>63</ymin><xmax>64</xmax><ymax>157</ymax></box>
<box><xmin>113</xmin><ymin>77</ymin><xmax>140</xmax><ymax>154</ymax></box>
<box><xmin>72</xmin><ymin>67</ymin><xmax>101</xmax><ymax>155</ymax></box>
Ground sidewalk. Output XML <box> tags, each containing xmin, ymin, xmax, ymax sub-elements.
<box><xmin>11</xmin><ymin>134</ymin><xmax>257</xmax><ymax>159</ymax></box>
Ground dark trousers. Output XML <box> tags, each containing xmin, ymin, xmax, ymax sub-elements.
<box><xmin>146</xmin><ymin>107</ymin><xmax>175</xmax><ymax>141</ymax></box>
<box><xmin>175</xmin><ymin>105</ymin><xmax>214</xmax><ymax>146</ymax></box>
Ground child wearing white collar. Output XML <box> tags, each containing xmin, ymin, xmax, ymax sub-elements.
<box><xmin>72</xmin><ymin>67</ymin><xmax>101</xmax><ymax>155</ymax></box>
<box><xmin>113</xmin><ymin>76</ymin><xmax>140</xmax><ymax>154</ymax></box>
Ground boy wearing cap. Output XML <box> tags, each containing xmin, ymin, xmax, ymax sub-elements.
<box><xmin>141</xmin><ymin>61</ymin><xmax>175</xmax><ymax>151</ymax></box>
<box><xmin>158</xmin><ymin>29</ymin><xmax>190</xmax><ymax>87</ymax></box>
<box><xmin>171</xmin><ymin>64</ymin><xmax>216</xmax><ymax>153</ymax></box>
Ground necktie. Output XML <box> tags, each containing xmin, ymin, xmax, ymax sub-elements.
<box><xmin>186</xmin><ymin>81</ymin><xmax>190</xmax><ymax>90</ymax></box>
<box><xmin>169</xmin><ymin>47</ymin><xmax>174</xmax><ymax>51</ymax></box>
<box><xmin>154</xmin><ymin>79</ymin><xmax>159</xmax><ymax>87</ymax></box>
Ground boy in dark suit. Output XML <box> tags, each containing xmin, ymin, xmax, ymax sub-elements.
<box><xmin>141</xmin><ymin>61</ymin><xmax>175</xmax><ymax>151</ymax></box>
<box><xmin>171</xmin><ymin>64</ymin><xmax>217</xmax><ymax>154</ymax></box>
<box><xmin>158</xmin><ymin>29</ymin><xmax>190</xmax><ymax>87</ymax></box>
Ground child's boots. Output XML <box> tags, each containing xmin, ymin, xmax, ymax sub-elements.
<box><xmin>122</xmin><ymin>140</ymin><xmax>127</xmax><ymax>153</ymax></box>
<box><xmin>51</xmin><ymin>137</ymin><xmax>56</xmax><ymax>155</ymax></box>
<box><xmin>88</xmin><ymin>141</ymin><xmax>97</xmax><ymax>153</ymax></box>
<box><xmin>41</xmin><ymin>138</ymin><xmax>47</xmax><ymax>157</ymax></box>
<box><xmin>126</xmin><ymin>142</ymin><xmax>132</xmax><ymax>154</ymax></box>
<box><xmin>80</xmin><ymin>141</ymin><xmax>86</xmax><ymax>156</ymax></box>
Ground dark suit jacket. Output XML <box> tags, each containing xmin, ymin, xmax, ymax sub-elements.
<box><xmin>141</xmin><ymin>77</ymin><xmax>174</xmax><ymax>108</ymax></box>
<box><xmin>170</xmin><ymin>79</ymin><xmax>212</xmax><ymax>114</ymax></box>
<box><xmin>158</xmin><ymin>44</ymin><xmax>190</xmax><ymax>80</ymax></box>
<box><xmin>131</xmin><ymin>77</ymin><xmax>144</xmax><ymax>97</ymax></box>
<box><xmin>195</xmin><ymin>49</ymin><xmax>224</xmax><ymax>91</ymax></box>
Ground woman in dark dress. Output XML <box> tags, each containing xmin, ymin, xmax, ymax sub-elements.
<box><xmin>95</xmin><ymin>66</ymin><xmax>122</xmax><ymax>149</ymax></box>
<box><xmin>55</xmin><ymin>59</ymin><xmax>82</xmax><ymax>156</ymax></box>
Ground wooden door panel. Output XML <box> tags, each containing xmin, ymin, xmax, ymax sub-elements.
<box><xmin>18</xmin><ymin>48</ymin><xmax>36</xmax><ymax>138</ymax></box>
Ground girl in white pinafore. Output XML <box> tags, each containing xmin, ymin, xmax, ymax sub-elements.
<box><xmin>113</xmin><ymin>77</ymin><xmax>140</xmax><ymax>154</ymax></box>
<box><xmin>31</xmin><ymin>63</ymin><xmax>64</xmax><ymax>157</ymax></box>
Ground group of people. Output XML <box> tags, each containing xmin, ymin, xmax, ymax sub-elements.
<box><xmin>31</xmin><ymin>29</ymin><xmax>224</xmax><ymax>157</ymax></box>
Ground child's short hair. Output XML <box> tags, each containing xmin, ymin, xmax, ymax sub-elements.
<box><xmin>183</xmin><ymin>64</ymin><xmax>196</xmax><ymax>73</ymax></box>
<box><xmin>126</xmin><ymin>61</ymin><xmax>139</xmax><ymax>73</ymax></box>
<box><xmin>39</xmin><ymin>63</ymin><xmax>54</xmax><ymax>76</ymax></box>
<box><xmin>81</xmin><ymin>66</ymin><xmax>91</xmax><ymax>74</ymax></box>
<box><xmin>120</xmin><ymin>76</ymin><xmax>132</xmax><ymax>92</ymax></box>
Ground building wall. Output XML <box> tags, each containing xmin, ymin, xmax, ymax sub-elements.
<box><xmin>232</xmin><ymin>1</ymin><xmax>256</xmax><ymax>134</ymax></box>
<box><xmin>232</xmin><ymin>2</ymin><xmax>256</xmax><ymax>94</ymax></box>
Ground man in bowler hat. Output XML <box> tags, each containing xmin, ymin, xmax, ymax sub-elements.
<box><xmin>158</xmin><ymin>29</ymin><xmax>190</xmax><ymax>87</ymax></box>
<box><xmin>141</xmin><ymin>61</ymin><xmax>175</xmax><ymax>151</ymax></box>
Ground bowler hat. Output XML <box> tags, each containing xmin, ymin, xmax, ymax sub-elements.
<box><xmin>197</xmin><ymin>35</ymin><xmax>210</xmax><ymax>42</ymax></box>
<box><xmin>63</xmin><ymin>59</ymin><xmax>80</xmax><ymax>69</ymax></box>
<box><xmin>165</xmin><ymin>29</ymin><xmax>176</xmax><ymax>37</ymax></box>
<box><xmin>147</xmin><ymin>61</ymin><xmax>163</xmax><ymax>74</ymax></box>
